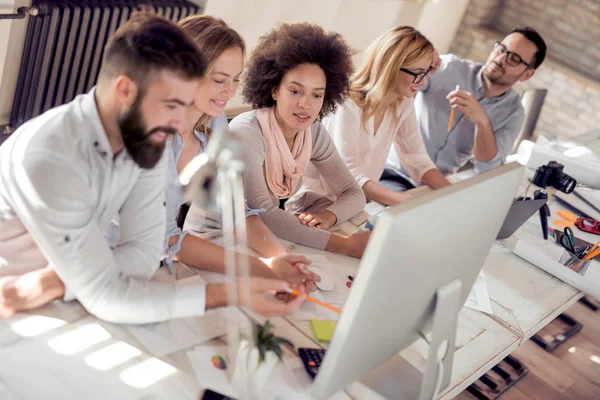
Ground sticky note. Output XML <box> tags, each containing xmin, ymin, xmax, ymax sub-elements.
<box><xmin>311</xmin><ymin>320</ymin><xmax>337</xmax><ymax>343</ymax></box>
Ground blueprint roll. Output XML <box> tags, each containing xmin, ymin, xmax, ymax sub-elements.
<box><xmin>513</xmin><ymin>239</ymin><xmax>600</xmax><ymax>299</ymax></box>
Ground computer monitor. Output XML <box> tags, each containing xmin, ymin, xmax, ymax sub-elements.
<box><xmin>310</xmin><ymin>163</ymin><xmax>524</xmax><ymax>400</ymax></box>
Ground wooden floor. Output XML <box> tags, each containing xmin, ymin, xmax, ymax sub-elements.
<box><xmin>455</xmin><ymin>299</ymin><xmax>600</xmax><ymax>400</ymax></box>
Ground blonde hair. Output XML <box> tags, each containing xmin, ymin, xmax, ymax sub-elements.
<box><xmin>350</xmin><ymin>26</ymin><xmax>434</xmax><ymax>128</ymax></box>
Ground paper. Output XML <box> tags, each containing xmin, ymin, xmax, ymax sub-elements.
<box><xmin>464</xmin><ymin>271</ymin><xmax>494</xmax><ymax>315</ymax></box>
<box><xmin>187</xmin><ymin>345</ymin><xmax>238</xmax><ymax>398</ymax></box>
<box><xmin>292</xmin><ymin>257</ymin><xmax>356</xmax><ymax>321</ymax></box>
<box><xmin>187</xmin><ymin>345</ymin><xmax>315</xmax><ymax>400</ymax></box>
<box><xmin>310</xmin><ymin>320</ymin><xmax>336</xmax><ymax>343</ymax></box>
<box><xmin>128</xmin><ymin>308</ymin><xmax>242</xmax><ymax>357</ymax></box>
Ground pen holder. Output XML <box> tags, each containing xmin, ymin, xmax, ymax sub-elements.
<box><xmin>559</xmin><ymin>250</ymin><xmax>592</xmax><ymax>275</ymax></box>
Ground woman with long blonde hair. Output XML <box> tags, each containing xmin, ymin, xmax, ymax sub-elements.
<box><xmin>297</xmin><ymin>26</ymin><xmax>450</xmax><ymax>208</ymax></box>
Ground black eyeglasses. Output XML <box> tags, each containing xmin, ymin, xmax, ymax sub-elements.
<box><xmin>400</xmin><ymin>67</ymin><xmax>431</xmax><ymax>84</ymax></box>
<box><xmin>492</xmin><ymin>41</ymin><xmax>532</xmax><ymax>69</ymax></box>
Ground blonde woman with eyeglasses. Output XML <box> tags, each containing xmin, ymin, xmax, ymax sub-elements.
<box><xmin>289</xmin><ymin>26</ymin><xmax>450</xmax><ymax>210</ymax></box>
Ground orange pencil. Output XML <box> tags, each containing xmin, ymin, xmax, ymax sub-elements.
<box><xmin>285</xmin><ymin>288</ymin><xmax>341</xmax><ymax>314</ymax></box>
<box><xmin>448</xmin><ymin>84</ymin><xmax>460</xmax><ymax>132</ymax></box>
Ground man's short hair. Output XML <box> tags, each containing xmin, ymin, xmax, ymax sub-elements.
<box><xmin>99</xmin><ymin>11</ymin><xmax>206</xmax><ymax>88</ymax></box>
<box><xmin>510</xmin><ymin>26</ymin><xmax>547</xmax><ymax>69</ymax></box>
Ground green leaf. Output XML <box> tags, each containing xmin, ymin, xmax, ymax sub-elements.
<box><xmin>273</xmin><ymin>346</ymin><xmax>283</xmax><ymax>361</ymax></box>
<box><xmin>275</xmin><ymin>336</ymin><xmax>295</xmax><ymax>350</ymax></box>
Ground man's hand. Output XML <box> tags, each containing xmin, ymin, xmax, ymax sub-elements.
<box><xmin>237</xmin><ymin>278</ymin><xmax>306</xmax><ymax>317</ymax></box>
<box><xmin>446</xmin><ymin>89</ymin><xmax>489</xmax><ymax>126</ymax></box>
<box><xmin>263</xmin><ymin>254</ymin><xmax>320</xmax><ymax>292</ymax></box>
<box><xmin>430</xmin><ymin>50</ymin><xmax>441</xmax><ymax>74</ymax></box>
<box><xmin>0</xmin><ymin>267</ymin><xmax>66</xmax><ymax>318</ymax></box>
<box><xmin>298</xmin><ymin>210</ymin><xmax>337</xmax><ymax>230</ymax></box>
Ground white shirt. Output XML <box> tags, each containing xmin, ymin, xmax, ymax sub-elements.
<box><xmin>322</xmin><ymin>98</ymin><xmax>436</xmax><ymax>187</ymax></box>
<box><xmin>0</xmin><ymin>89</ymin><xmax>207</xmax><ymax>324</ymax></box>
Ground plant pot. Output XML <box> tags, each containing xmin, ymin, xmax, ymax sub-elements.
<box><xmin>231</xmin><ymin>339</ymin><xmax>280</xmax><ymax>399</ymax></box>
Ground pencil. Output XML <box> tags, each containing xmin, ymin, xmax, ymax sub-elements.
<box><xmin>285</xmin><ymin>288</ymin><xmax>341</xmax><ymax>314</ymax></box>
<box><xmin>448</xmin><ymin>84</ymin><xmax>460</xmax><ymax>132</ymax></box>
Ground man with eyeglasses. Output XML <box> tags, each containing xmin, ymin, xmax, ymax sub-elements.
<box><xmin>382</xmin><ymin>26</ymin><xmax>546</xmax><ymax>191</ymax></box>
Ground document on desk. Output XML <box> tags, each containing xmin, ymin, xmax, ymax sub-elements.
<box><xmin>187</xmin><ymin>345</ymin><xmax>321</xmax><ymax>400</ymax></box>
<box><xmin>464</xmin><ymin>271</ymin><xmax>494</xmax><ymax>315</ymax></box>
<box><xmin>187</xmin><ymin>344</ymin><xmax>238</xmax><ymax>398</ymax></box>
<box><xmin>292</xmin><ymin>258</ymin><xmax>356</xmax><ymax>322</ymax></box>
<box><xmin>128</xmin><ymin>307</ymin><xmax>243</xmax><ymax>358</ymax></box>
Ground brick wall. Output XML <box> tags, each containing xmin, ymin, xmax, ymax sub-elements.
<box><xmin>449</xmin><ymin>0</ymin><xmax>600</xmax><ymax>141</ymax></box>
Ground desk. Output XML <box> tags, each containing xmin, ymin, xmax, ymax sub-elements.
<box><xmin>0</xmin><ymin>299</ymin><xmax>340</xmax><ymax>400</ymax></box>
<box><xmin>283</xmin><ymin>232</ymin><xmax>583</xmax><ymax>399</ymax></box>
<box><xmin>482</xmin><ymin>242</ymin><xmax>582</xmax><ymax>342</ymax></box>
<box><xmin>0</xmin><ymin>203</ymin><xmax>586</xmax><ymax>399</ymax></box>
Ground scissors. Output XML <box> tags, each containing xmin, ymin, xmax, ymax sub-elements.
<box><xmin>554</xmin><ymin>210</ymin><xmax>600</xmax><ymax>235</ymax></box>
<box><xmin>560</xmin><ymin>227</ymin><xmax>576</xmax><ymax>254</ymax></box>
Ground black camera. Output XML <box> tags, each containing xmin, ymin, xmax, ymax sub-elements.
<box><xmin>532</xmin><ymin>161</ymin><xmax>576</xmax><ymax>194</ymax></box>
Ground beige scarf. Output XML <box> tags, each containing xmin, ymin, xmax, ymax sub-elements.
<box><xmin>256</xmin><ymin>107</ymin><xmax>312</xmax><ymax>199</ymax></box>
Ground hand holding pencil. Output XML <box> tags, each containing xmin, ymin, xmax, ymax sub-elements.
<box><xmin>285</xmin><ymin>288</ymin><xmax>342</xmax><ymax>314</ymax></box>
<box><xmin>447</xmin><ymin>84</ymin><xmax>460</xmax><ymax>132</ymax></box>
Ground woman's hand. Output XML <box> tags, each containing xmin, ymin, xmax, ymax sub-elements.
<box><xmin>298</xmin><ymin>210</ymin><xmax>337</xmax><ymax>229</ymax></box>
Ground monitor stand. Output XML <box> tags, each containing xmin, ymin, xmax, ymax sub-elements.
<box><xmin>347</xmin><ymin>279</ymin><xmax>463</xmax><ymax>400</ymax></box>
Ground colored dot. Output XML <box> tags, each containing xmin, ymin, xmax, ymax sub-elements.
<box><xmin>211</xmin><ymin>355</ymin><xmax>227</xmax><ymax>370</ymax></box>
<box><xmin>308</xmin><ymin>361</ymin><xmax>316</xmax><ymax>367</ymax></box>
<box><xmin>346</xmin><ymin>281</ymin><xmax>352</xmax><ymax>288</ymax></box>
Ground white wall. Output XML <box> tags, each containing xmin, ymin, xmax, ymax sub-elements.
<box><xmin>0</xmin><ymin>0</ymin><xmax>30</xmax><ymax>127</ymax></box>
<box><xmin>205</xmin><ymin>0</ymin><xmax>470</xmax><ymax>112</ymax></box>
<box><xmin>0</xmin><ymin>0</ymin><xmax>469</xmax><ymax>124</ymax></box>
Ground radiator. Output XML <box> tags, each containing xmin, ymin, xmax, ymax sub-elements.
<box><xmin>9</xmin><ymin>0</ymin><xmax>202</xmax><ymax>129</ymax></box>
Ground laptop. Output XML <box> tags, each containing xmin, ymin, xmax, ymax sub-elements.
<box><xmin>496</xmin><ymin>199</ymin><xmax>546</xmax><ymax>240</ymax></box>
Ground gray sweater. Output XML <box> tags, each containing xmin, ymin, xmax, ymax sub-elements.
<box><xmin>230</xmin><ymin>111</ymin><xmax>366</xmax><ymax>250</ymax></box>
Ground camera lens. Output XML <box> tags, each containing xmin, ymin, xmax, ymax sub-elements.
<box><xmin>553</xmin><ymin>173</ymin><xmax>576</xmax><ymax>194</ymax></box>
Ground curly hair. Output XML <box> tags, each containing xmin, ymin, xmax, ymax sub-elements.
<box><xmin>242</xmin><ymin>23</ymin><xmax>354</xmax><ymax>119</ymax></box>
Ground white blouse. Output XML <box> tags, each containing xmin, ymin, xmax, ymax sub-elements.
<box><xmin>322</xmin><ymin>97</ymin><xmax>436</xmax><ymax>187</ymax></box>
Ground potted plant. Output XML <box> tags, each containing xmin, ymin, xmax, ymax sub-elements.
<box><xmin>231</xmin><ymin>319</ymin><xmax>294</xmax><ymax>398</ymax></box>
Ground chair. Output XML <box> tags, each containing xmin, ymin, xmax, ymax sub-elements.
<box><xmin>511</xmin><ymin>88</ymin><xmax>548</xmax><ymax>154</ymax></box>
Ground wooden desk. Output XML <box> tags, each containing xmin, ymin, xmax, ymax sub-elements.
<box><xmin>482</xmin><ymin>243</ymin><xmax>582</xmax><ymax>342</ymax></box>
<box><xmin>0</xmin><ymin>193</ymin><xmax>585</xmax><ymax>399</ymax></box>
<box><xmin>284</xmin><ymin>229</ymin><xmax>583</xmax><ymax>399</ymax></box>
<box><xmin>0</xmin><ymin>294</ymin><xmax>348</xmax><ymax>399</ymax></box>
<box><xmin>284</xmin><ymin>242</ymin><xmax>521</xmax><ymax>400</ymax></box>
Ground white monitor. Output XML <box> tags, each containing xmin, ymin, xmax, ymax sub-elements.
<box><xmin>310</xmin><ymin>163</ymin><xmax>524</xmax><ymax>400</ymax></box>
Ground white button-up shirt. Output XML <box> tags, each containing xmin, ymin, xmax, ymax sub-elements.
<box><xmin>322</xmin><ymin>98</ymin><xmax>436</xmax><ymax>187</ymax></box>
<box><xmin>0</xmin><ymin>89</ymin><xmax>207</xmax><ymax>324</ymax></box>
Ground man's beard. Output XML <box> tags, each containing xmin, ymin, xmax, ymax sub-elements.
<box><xmin>118</xmin><ymin>100</ymin><xmax>177</xmax><ymax>169</ymax></box>
<box><xmin>483</xmin><ymin>61</ymin><xmax>521</xmax><ymax>87</ymax></box>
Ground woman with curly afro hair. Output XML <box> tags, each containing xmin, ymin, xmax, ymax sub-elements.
<box><xmin>306</xmin><ymin>26</ymin><xmax>450</xmax><ymax>208</ymax></box>
<box><xmin>230</xmin><ymin>23</ymin><xmax>370</xmax><ymax>259</ymax></box>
